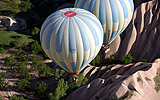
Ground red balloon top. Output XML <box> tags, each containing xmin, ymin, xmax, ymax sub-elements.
<box><xmin>64</xmin><ymin>11</ymin><xmax>77</xmax><ymax>17</ymax></box>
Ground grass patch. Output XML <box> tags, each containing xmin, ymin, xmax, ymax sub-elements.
<box><xmin>0</xmin><ymin>30</ymin><xmax>33</xmax><ymax>46</ymax></box>
<box><xmin>154</xmin><ymin>68</ymin><xmax>160</xmax><ymax>92</ymax></box>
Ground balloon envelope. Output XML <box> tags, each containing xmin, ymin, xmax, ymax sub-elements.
<box><xmin>75</xmin><ymin>0</ymin><xmax>134</xmax><ymax>45</ymax></box>
<box><xmin>40</xmin><ymin>8</ymin><xmax>103</xmax><ymax>75</ymax></box>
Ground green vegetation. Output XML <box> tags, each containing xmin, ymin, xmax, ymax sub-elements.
<box><xmin>0</xmin><ymin>31</ymin><xmax>33</xmax><ymax>46</ymax></box>
<box><xmin>0</xmin><ymin>47</ymin><xmax>7</xmax><ymax>54</ymax></box>
<box><xmin>105</xmin><ymin>56</ymin><xmax>116</xmax><ymax>65</ymax></box>
<box><xmin>0</xmin><ymin>72</ymin><xmax>8</xmax><ymax>90</ymax></box>
<box><xmin>16</xmin><ymin>78</ymin><xmax>30</xmax><ymax>91</ymax></box>
<box><xmin>5</xmin><ymin>56</ymin><xmax>16</xmax><ymax>67</ymax></box>
<box><xmin>9</xmin><ymin>95</ymin><xmax>27</xmax><ymax>100</ymax></box>
<box><xmin>90</xmin><ymin>55</ymin><xmax>101</xmax><ymax>66</ymax></box>
<box><xmin>154</xmin><ymin>68</ymin><xmax>160</xmax><ymax>92</ymax></box>
<box><xmin>137</xmin><ymin>77</ymin><xmax>142</xmax><ymax>82</ymax></box>
<box><xmin>30</xmin><ymin>41</ymin><xmax>43</xmax><ymax>54</ymax></box>
<box><xmin>54</xmin><ymin>69</ymin><xmax>65</xmax><ymax>81</ymax></box>
<box><xmin>31</xmin><ymin>27</ymin><xmax>40</xmax><ymax>36</ymax></box>
<box><xmin>145</xmin><ymin>77</ymin><xmax>151</xmax><ymax>81</ymax></box>
<box><xmin>34</xmin><ymin>81</ymin><xmax>48</xmax><ymax>99</ymax></box>
<box><xmin>122</xmin><ymin>53</ymin><xmax>134</xmax><ymax>64</ymax></box>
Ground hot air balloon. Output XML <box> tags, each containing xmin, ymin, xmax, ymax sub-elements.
<box><xmin>75</xmin><ymin>0</ymin><xmax>134</xmax><ymax>53</ymax></box>
<box><xmin>40</xmin><ymin>8</ymin><xmax>103</xmax><ymax>76</ymax></box>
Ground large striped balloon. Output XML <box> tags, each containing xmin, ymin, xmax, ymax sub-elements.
<box><xmin>75</xmin><ymin>0</ymin><xmax>134</xmax><ymax>45</ymax></box>
<box><xmin>40</xmin><ymin>8</ymin><xmax>103</xmax><ymax>75</ymax></box>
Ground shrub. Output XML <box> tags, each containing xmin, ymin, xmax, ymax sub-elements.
<box><xmin>5</xmin><ymin>56</ymin><xmax>16</xmax><ymax>67</ymax></box>
<box><xmin>53</xmin><ymin>79</ymin><xmax>69</xmax><ymax>100</ymax></box>
<box><xmin>30</xmin><ymin>41</ymin><xmax>43</xmax><ymax>54</ymax></box>
<box><xmin>122</xmin><ymin>53</ymin><xmax>134</xmax><ymax>64</ymax></box>
<box><xmin>54</xmin><ymin>69</ymin><xmax>65</xmax><ymax>81</ymax></box>
<box><xmin>39</xmin><ymin>65</ymin><xmax>54</xmax><ymax>77</ymax></box>
<box><xmin>105</xmin><ymin>56</ymin><xmax>116</xmax><ymax>65</ymax></box>
<box><xmin>34</xmin><ymin>81</ymin><xmax>48</xmax><ymax>99</ymax></box>
<box><xmin>19</xmin><ymin>0</ymin><xmax>32</xmax><ymax>12</ymax></box>
<box><xmin>31</xmin><ymin>27</ymin><xmax>40</xmax><ymax>36</ymax></box>
<box><xmin>31</xmin><ymin>56</ymin><xmax>44</xmax><ymax>71</ymax></box>
<box><xmin>0</xmin><ymin>47</ymin><xmax>7</xmax><ymax>54</ymax></box>
<box><xmin>12</xmin><ymin>36</ymin><xmax>30</xmax><ymax>49</ymax></box>
<box><xmin>90</xmin><ymin>55</ymin><xmax>101</xmax><ymax>66</ymax></box>
<box><xmin>16</xmin><ymin>79</ymin><xmax>30</xmax><ymax>91</ymax></box>
<box><xmin>0</xmin><ymin>72</ymin><xmax>8</xmax><ymax>90</ymax></box>
<box><xmin>13</xmin><ymin>62</ymin><xmax>28</xmax><ymax>77</ymax></box>
<box><xmin>9</xmin><ymin>95</ymin><xmax>27</xmax><ymax>100</ymax></box>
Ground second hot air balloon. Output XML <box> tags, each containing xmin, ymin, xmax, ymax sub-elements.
<box><xmin>75</xmin><ymin>0</ymin><xmax>134</xmax><ymax>52</ymax></box>
<box><xmin>40</xmin><ymin>8</ymin><xmax>103</xmax><ymax>75</ymax></box>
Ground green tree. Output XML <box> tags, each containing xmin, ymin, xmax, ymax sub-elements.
<box><xmin>53</xmin><ymin>79</ymin><xmax>69</xmax><ymax>100</ymax></box>
<box><xmin>0</xmin><ymin>72</ymin><xmax>8</xmax><ymax>90</ymax></box>
<box><xmin>34</xmin><ymin>81</ymin><xmax>48</xmax><ymax>99</ymax></box>
<box><xmin>31</xmin><ymin>27</ymin><xmax>40</xmax><ymax>36</ymax></box>
<box><xmin>16</xmin><ymin>79</ymin><xmax>30</xmax><ymax>91</ymax></box>
<box><xmin>0</xmin><ymin>47</ymin><xmax>7</xmax><ymax>54</ymax></box>
<box><xmin>19</xmin><ymin>0</ymin><xmax>32</xmax><ymax>12</ymax></box>
<box><xmin>54</xmin><ymin>69</ymin><xmax>65</xmax><ymax>81</ymax></box>
<box><xmin>90</xmin><ymin>55</ymin><xmax>101</xmax><ymax>66</ymax></box>
<box><xmin>12</xmin><ymin>36</ymin><xmax>30</xmax><ymax>49</ymax></box>
<box><xmin>105</xmin><ymin>56</ymin><xmax>116</xmax><ymax>65</ymax></box>
<box><xmin>122</xmin><ymin>53</ymin><xmax>134</xmax><ymax>64</ymax></box>
<box><xmin>31</xmin><ymin>56</ymin><xmax>44</xmax><ymax>71</ymax></box>
<box><xmin>5</xmin><ymin>56</ymin><xmax>16</xmax><ymax>67</ymax></box>
<box><xmin>13</xmin><ymin>62</ymin><xmax>28</xmax><ymax>77</ymax></box>
<box><xmin>39</xmin><ymin>65</ymin><xmax>54</xmax><ymax>77</ymax></box>
<box><xmin>30</xmin><ymin>41</ymin><xmax>43</xmax><ymax>54</ymax></box>
<box><xmin>9</xmin><ymin>95</ymin><xmax>27</xmax><ymax>100</ymax></box>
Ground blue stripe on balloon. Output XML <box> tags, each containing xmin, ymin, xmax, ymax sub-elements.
<box><xmin>75</xmin><ymin>0</ymin><xmax>79</xmax><ymax>7</ymax></box>
<box><xmin>79</xmin><ymin>15</ymin><xmax>103</xmax><ymax>38</ymax></box>
<box><xmin>71</xmin><ymin>62</ymin><xmax>77</xmax><ymax>73</ymax></box>
<box><xmin>60</xmin><ymin>62</ymin><xmax>70</xmax><ymax>72</ymax></box>
<box><xmin>56</xmin><ymin>19</ymin><xmax>67</xmax><ymax>53</ymax></box>
<box><xmin>120</xmin><ymin>27</ymin><xmax>125</xmax><ymax>34</ymax></box>
<box><xmin>40</xmin><ymin>16</ymin><xmax>61</xmax><ymax>42</ymax></box>
<box><xmin>99</xmin><ymin>0</ymin><xmax>106</xmax><ymax>25</ymax></box>
<box><xmin>109</xmin><ymin>0</ymin><xmax>119</xmax><ymax>23</ymax></box>
<box><xmin>119</xmin><ymin>0</ymin><xmax>128</xmax><ymax>18</ymax></box>
<box><xmin>77</xmin><ymin>17</ymin><xmax>99</xmax><ymax>46</ymax></box>
<box><xmin>80</xmin><ymin>0</ymin><xmax>87</xmax><ymax>8</ymax></box>
<box><xmin>88</xmin><ymin>0</ymin><xmax>96</xmax><ymax>13</ymax></box>
<box><xmin>128</xmin><ymin>0</ymin><xmax>134</xmax><ymax>12</ymax></box>
<box><xmin>104</xmin><ymin>33</ymin><xmax>107</xmax><ymax>43</ymax></box>
<box><xmin>73</xmin><ymin>17</ymin><xmax>90</xmax><ymax>51</ymax></box>
<box><xmin>45</xmin><ymin>18</ymin><xmax>62</xmax><ymax>50</ymax></box>
<box><xmin>69</xmin><ymin>18</ymin><xmax>77</xmax><ymax>54</ymax></box>
<box><xmin>79</xmin><ymin>60</ymin><xmax>88</xmax><ymax>72</ymax></box>
<box><xmin>109</xmin><ymin>31</ymin><xmax>117</xmax><ymax>43</ymax></box>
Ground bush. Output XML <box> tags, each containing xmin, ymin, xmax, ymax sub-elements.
<box><xmin>31</xmin><ymin>27</ymin><xmax>40</xmax><ymax>36</ymax></box>
<box><xmin>30</xmin><ymin>41</ymin><xmax>43</xmax><ymax>54</ymax></box>
<box><xmin>52</xmin><ymin>79</ymin><xmax>69</xmax><ymax>100</ymax></box>
<box><xmin>12</xmin><ymin>36</ymin><xmax>30</xmax><ymax>49</ymax></box>
<box><xmin>19</xmin><ymin>0</ymin><xmax>32</xmax><ymax>12</ymax></box>
<box><xmin>122</xmin><ymin>54</ymin><xmax>134</xmax><ymax>64</ymax></box>
<box><xmin>16</xmin><ymin>79</ymin><xmax>30</xmax><ymax>91</ymax></box>
<box><xmin>0</xmin><ymin>47</ymin><xmax>7</xmax><ymax>54</ymax></box>
<box><xmin>0</xmin><ymin>72</ymin><xmax>8</xmax><ymax>90</ymax></box>
<box><xmin>13</xmin><ymin>62</ymin><xmax>28</xmax><ymax>77</ymax></box>
<box><xmin>90</xmin><ymin>55</ymin><xmax>101</xmax><ymax>66</ymax></box>
<box><xmin>105</xmin><ymin>56</ymin><xmax>116</xmax><ymax>65</ymax></box>
<box><xmin>9</xmin><ymin>95</ymin><xmax>27</xmax><ymax>100</ymax></box>
<box><xmin>39</xmin><ymin>65</ymin><xmax>54</xmax><ymax>77</ymax></box>
<box><xmin>34</xmin><ymin>81</ymin><xmax>48</xmax><ymax>99</ymax></box>
<box><xmin>5</xmin><ymin>56</ymin><xmax>16</xmax><ymax>67</ymax></box>
<box><xmin>54</xmin><ymin>69</ymin><xmax>65</xmax><ymax>81</ymax></box>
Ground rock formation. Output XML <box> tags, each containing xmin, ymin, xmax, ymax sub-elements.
<box><xmin>66</xmin><ymin>59</ymin><xmax>160</xmax><ymax>100</ymax></box>
<box><xmin>105</xmin><ymin>0</ymin><xmax>160</xmax><ymax>62</ymax></box>
<box><xmin>0</xmin><ymin>16</ymin><xmax>27</xmax><ymax>31</ymax></box>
